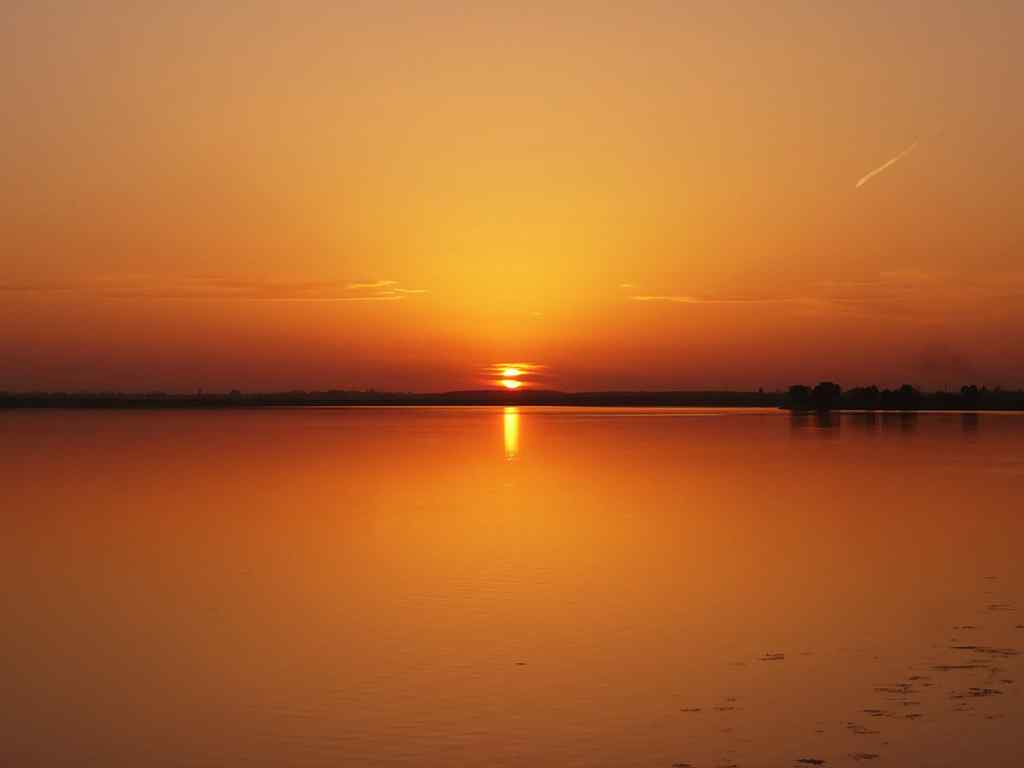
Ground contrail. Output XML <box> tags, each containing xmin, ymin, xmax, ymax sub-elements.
<box><xmin>856</xmin><ymin>140</ymin><xmax>919</xmax><ymax>188</ymax></box>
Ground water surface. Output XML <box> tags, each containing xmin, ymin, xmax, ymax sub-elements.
<box><xmin>2</xmin><ymin>408</ymin><xmax>1022</xmax><ymax>766</ymax></box>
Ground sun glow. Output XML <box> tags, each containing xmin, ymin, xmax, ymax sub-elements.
<box><xmin>488</xmin><ymin>362</ymin><xmax>541</xmax><ymax>390</ymax></box>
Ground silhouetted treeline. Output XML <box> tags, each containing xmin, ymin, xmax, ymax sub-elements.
<box><xmin>784</xmin><ymin>383</ymin><xmax>1024</xmax><ymax>411</ymax></box>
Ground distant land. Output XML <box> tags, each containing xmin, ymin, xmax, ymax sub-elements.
<box><xmin>2</xmin><ymin>384</ymin><xmax>1023</xmax><ymax>410</ymax></box>
<box><xmin>0</xmin><ymin>389</ymin><xmax>776</xmax><ymax>409</ymax></box>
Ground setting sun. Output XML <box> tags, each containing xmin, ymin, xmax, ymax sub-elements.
<box><xmin>502</xmin><ymin>367</ymin><xmax>523</xmax><ymax>378</ymax></box>
<box><xmin>500</xmin><ymin>379</ymin><xmax>523</xmax><ymax>390</ymax></box>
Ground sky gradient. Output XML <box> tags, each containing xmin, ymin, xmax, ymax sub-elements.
<box><xmin>2</xmin><ymin>1</ymin><xmax>1022</xmax><ymax>391</ymax></box>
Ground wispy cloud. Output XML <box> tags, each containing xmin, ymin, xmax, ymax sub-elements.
<box><xmin>815</xmin><ymin>270</ymin><xmax>942</xmax><ymax>311</ymax></box>
<box><xmin>257</xmin><ymin>294</ymin><xmax>406</xmax><ymax>303</ymax></box>
<box><xmin>482</xmin><ymin>362</ymin><xmax>547</xmax><ymax>387</ymax></box>
<box><xmin>630</xmin><ymin>294</ymin><xmax>798</xmax><ymax>305</ymax></box>
<box><xmin>483</xmin><ymin>362</ymin><xmax>546</xmax><ymax>380</ymax></box>
<box><xmin>344</xmin><ymin>280</ymin><xmax>398</xmax><ymax>291</ymax></box>
<box><xmin>624</xmin><ymin>269</ymin><xmax>981</xmax><ymax>320</ymax></box>
<box><xmin>856</xmin><ymin>140</ymin><xmax>918</xmax><ymax>188</ymax></box>
<box><xmin>0</xmin><ymin>275</ymin><xmax>428</xmax><ymax>302</ymax></box>
<box><xmin>0</xmin><ymin>280</ymin><xmax>75</xmax><ymax>293</ymax></box>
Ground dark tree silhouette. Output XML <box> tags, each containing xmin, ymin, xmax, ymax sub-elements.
<box><xmin>960</xmin><ymin>384</ymin><xmax>980</xmax><ymax>407</ymax></box>
<box><xmin>846</xmin><ymin>385</ymin><xmax>880</xmax><ymax>409</ymax></box>
<box><xmin>884</xmin><ymin>384</ymin><xmax>922</xmax><ymax>410</ymax></box>
<box><xmin>812</xmin><ymin>381</ymin><xmax>842</xmax><ymax>411</ymax></box>
<box><xmin>786</xmin><ymin>385</ymin><xmax>812</xmax><ymax>409</ymax></box>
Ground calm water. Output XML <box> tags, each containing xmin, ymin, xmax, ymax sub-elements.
<box><xmin>2</xmin><ymin>407</ymin><xmax>1023</xmax><ymax>767</ymax></box>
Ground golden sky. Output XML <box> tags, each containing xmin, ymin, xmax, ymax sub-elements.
<box><xmin>2</xmin><ymin>1</ymin><xmax>1021</xmax><ymax>391</ymax></box>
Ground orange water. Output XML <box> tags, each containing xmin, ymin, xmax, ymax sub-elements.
<box><xmin>2</xmin><ymin>408</ymin><xmax>1022</xmax><ymax>766</ymax></box>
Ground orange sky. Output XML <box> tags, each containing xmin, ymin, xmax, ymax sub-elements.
<box><xmin>2</xmin><ymin>2</ymin><xmax>1022</xmax><ymax>391</ymax></box>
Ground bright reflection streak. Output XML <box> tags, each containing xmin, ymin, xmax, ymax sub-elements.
<box><xmin>503</xmin><ymin>407</ymin><xmax>520</xmax><ymax>459</ymax></box>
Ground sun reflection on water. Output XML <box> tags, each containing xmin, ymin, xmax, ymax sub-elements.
<box><xmin>503</xmin><ymin>407</ymin><xmax>520</xmax><ymax>459</ymax></box>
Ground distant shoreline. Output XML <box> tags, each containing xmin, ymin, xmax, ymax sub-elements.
<box><xmin>2</xmin><ymin>389</ymin><xmax>1023</xmax><ymax>410</ymax></box>
<box><xmin>0</xmin><ymin>390</ymin><xmax>777</xmax><ymax>409</ymax></box>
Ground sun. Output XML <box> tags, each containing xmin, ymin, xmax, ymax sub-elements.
<box><xmin>490</xmin><ymin>362</ymin><xmax>540</xmax><ymax>390</ymax></box>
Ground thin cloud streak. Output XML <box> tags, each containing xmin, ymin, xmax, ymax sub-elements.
<box><xmin>630</xmin><ymin>295</ymin><xmax>798</xmax><ymax>304</ymax></box>
<box><xmin>856</xmin><ymin>140</ymin><xmax>918</xmax><ymax>188</ymax></box>
<box><xmin>0</xmin><ymin>275</ymin><xmax>427</xmax><ymax>302</ymax></box>
<box><xmin>484</xmin><ymin>362</ymin><xmax>546</xmax><ymax>378</ymax></box>
<box><xmin>626</xmin><ymin>269</ymin><xmax>1024</xmax><ymax>324</ymax></box>
<box><xmin>345</xmin><ymin>280</ymin><xmax>398</xmax><ymax>290</ymax></box>
<box><xmin>255</xmin><ymin>295</ymin><xmax>406</xmax><ymax>303</ymax></box>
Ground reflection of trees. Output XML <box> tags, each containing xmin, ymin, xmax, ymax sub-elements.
<box><xmin>783</xmin><ymin>381</ymin><xmax>1006</xmax><ymax>411</ymax></box>
<box><xmin>960</xmin><ymin>413</ymin><xmax>979</xmax><ymax>433</ymax></box>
